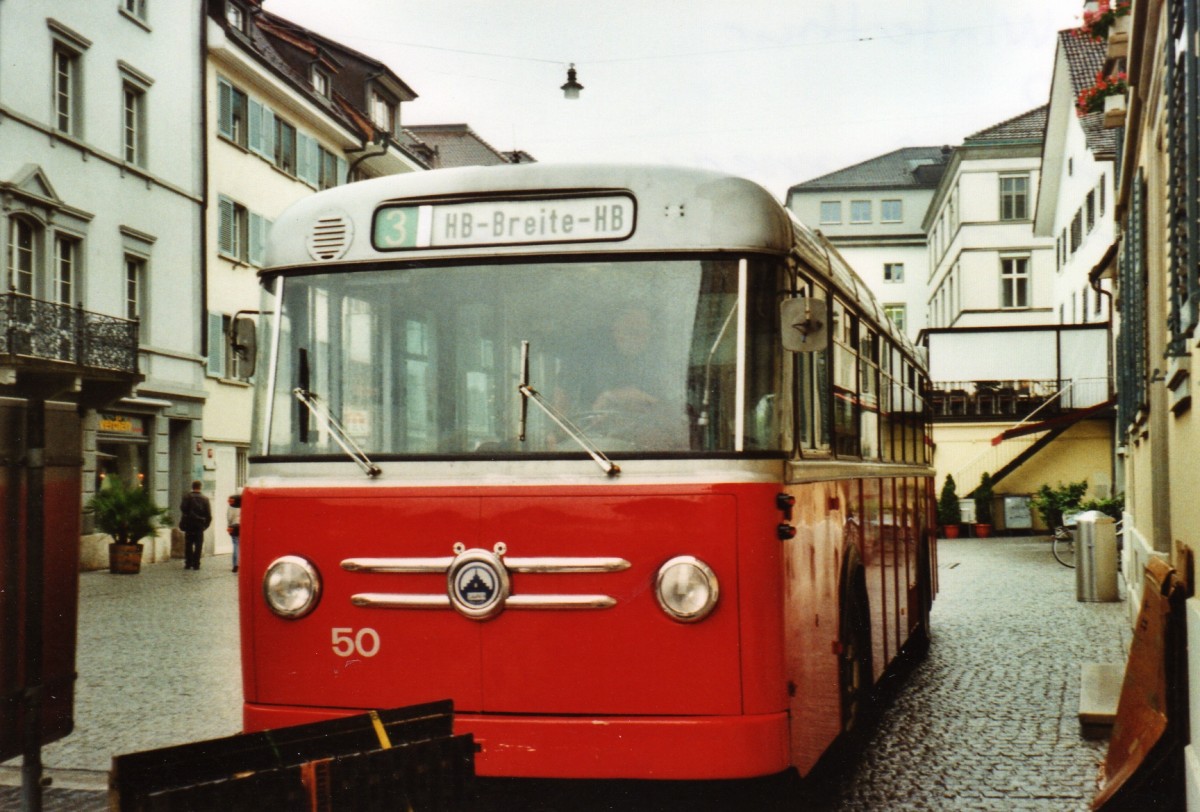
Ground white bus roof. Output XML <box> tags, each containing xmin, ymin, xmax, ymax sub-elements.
<box><xmin>265</xmin><ymin>163</ymin><xmax>792</xmax><ymax>269</ymax></box>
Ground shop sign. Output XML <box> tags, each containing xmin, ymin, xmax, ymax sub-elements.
<box><xmin>99</xmin><ymin>413</ymin><xmax>146</xmax><ymax>437</ymax></box>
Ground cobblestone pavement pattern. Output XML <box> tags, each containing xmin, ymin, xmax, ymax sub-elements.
<box><xmin>0</xmin><ymin>537</ymin><xmax>1128</xmax><ymax>810</ymax></box>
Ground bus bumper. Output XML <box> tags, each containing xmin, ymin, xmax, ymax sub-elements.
<box><xmin>244</xmin><ymin>704</ymin><xmax>790</xmax><ymax>780</ymax></box>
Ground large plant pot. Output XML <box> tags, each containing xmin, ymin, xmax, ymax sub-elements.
<box><xmin>942</xmin><ymin>525</ymin><xmax>961</xmax><ymax>539</ymax></box>
<box><xmin>974</xmin><ymin>524</ymin><xmax>993</xmax><ymax>539</ymax></box>
<box><xmin>109</xmin><ymin>542</ymin><xmax>144</xmax><ymax>574</ymax></box>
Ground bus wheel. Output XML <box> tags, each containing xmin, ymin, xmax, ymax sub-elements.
<box><xmin>838</xmin><ymin>569</ymin><xmax>875</xmax><ymax>736</ymax></box>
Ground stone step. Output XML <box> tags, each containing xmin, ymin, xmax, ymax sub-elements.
<box><xmin>1079</xmin><ymin>662</ymin><xmax>1124</xmax><ymax>739</ymax></box>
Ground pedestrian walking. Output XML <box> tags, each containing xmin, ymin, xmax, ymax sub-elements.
<box><xmin>226</xmin><ymin>492</ymin><xmax>241</xmax><ymax>573</ymax></box>
<box><xmin>179</xmin><ymin>480</ymin><xmax>211</xmax><ymax>570</ymax></box>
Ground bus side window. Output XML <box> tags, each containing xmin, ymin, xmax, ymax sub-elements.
<box><xmin>831</xmin><ymin>299</ymin><xmax>861</xmax><ymax>457</ymax></box>
<box><xmin>795</xmin><ymin>276</ymin><xmax>830</xmax><ymax>455</ymax></box>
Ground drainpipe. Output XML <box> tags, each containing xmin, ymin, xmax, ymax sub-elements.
<box><xmin>347</xmin><ymin>132</ymin><xmax>388</xmax><ymax>179</ymax></box>
<box><xmin>200</xmin><ymin>2</ymin><xmax>210</xmax><ymax>369</ymax></box>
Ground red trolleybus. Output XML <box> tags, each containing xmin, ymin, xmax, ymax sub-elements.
<box><xmin>239</xmin><ymin>164</ymin><xmax>935</xmax><ymax>782</ymax></box>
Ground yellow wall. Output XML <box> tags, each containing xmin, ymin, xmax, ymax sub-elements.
<box><xmin>933</xmin><ymin>418</ymin><xmax>1114</xmax><ymax>507</ymax></box>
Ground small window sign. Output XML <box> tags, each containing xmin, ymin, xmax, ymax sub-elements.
<box><xmin>373</xmin><ymin>194</ymin><xmax>636</xmax><ymax>251</ymax></box>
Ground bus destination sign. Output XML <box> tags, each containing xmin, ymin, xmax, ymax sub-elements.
<box><xmin>373</xmin><ymin>195</ymin><xmax>635</xmax><ymax>251</ymax></box>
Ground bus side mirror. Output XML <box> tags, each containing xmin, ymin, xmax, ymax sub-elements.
<box><xmin>230</xmin><ymin>315</ymin><xmax>257</xmax><ymax>379</ymax></box>
<box><xmin>781</xmin><ymin>298</ymin><xmax>828</xmax><ymax>352</ymax></box>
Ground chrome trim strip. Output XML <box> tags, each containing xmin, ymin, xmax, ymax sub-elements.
<box><xmin>261</xmin><ymin>274</ymin><xmax>284</xmax><ymax>455</ymax></box>
<box><xmin>342</xmin><ymin>557</ymin><xmax>455</xmax><ymax>573</ymax></box>
<box><xmin>351</xmin><ymin>592</ymin><xmax>617</xmax><ymax>610</ymax></box>
<box><xmin>502</xmin><ymin>557</ymin><xmax>631</xmax><ymax>573</ymax></box>
<box><xmin>505</xmin><ymin>594</ymin><xmax>617</xmax><ymax>609</ymax></box>
<box><xmin>350</xmin><ymin>593</ymin><xmax>452</xmax><ymax>608</ymax></box>
<box><xmin>341</xmin><ymin>556</ymin><xmax>631</xmax><ymax>574</ymax></box>
<box><xmin>735</xmin><ymin>258</ymin><xmax>747</xmax><ymax>452</ymax></box>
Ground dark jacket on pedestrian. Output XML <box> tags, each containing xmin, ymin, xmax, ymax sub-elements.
<box><xmin>179</xmin><ymin>490</ymin><xmax>212</xmax><ymax>533</ymax></box>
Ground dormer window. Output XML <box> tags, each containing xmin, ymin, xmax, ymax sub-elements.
<box><xmin>311</xmin><ymin>67</ymin><xmax>330</xmax><ymax>98</ymax></box>
<box><xmin>370</xmin><ymin>91</ymin><xmax>398</xmax><ymax>137</ymax></box>
<box><xmin>225</xmin><ymin>1</ymin><xmax>246</xmax><ymax>32</ymax></box>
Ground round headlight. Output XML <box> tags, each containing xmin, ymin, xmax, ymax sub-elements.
<box><xmin>655</xmin><ymin>556</ymin><xmax>719</xmax><ymax>622</ymax></box>
<box><xmin>263</xmin><ymin>555</ymin><xmax>322</xmax><ymax>619</ymax></box>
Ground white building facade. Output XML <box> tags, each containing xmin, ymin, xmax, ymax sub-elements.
<box><xmin>1034</xmin><ymin>30</ymin><xmax>1118</xmax><ymax>330</ymax></box>
<box><xmin>0</xmin><ymin>1</ymin><xmax>207</xmax><ymax>566</ymax></box>
<box><xmin>925</xmin><ymin>108</ymin><xmax>1057</xmax><ymax>331</ymax></box>
<box><xmin>202</xmin><ymin>0</ymin><xmax>427</xmax><ymax>558</ymax></box>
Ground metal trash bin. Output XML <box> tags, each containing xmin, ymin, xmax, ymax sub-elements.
<box><xmin>1076</xmin><ymin>510</ymin><xmax>1118</xmax><ymax>602</ymax></box>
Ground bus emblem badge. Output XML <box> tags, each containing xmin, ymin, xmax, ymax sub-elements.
<box><xmin>448</xmin><ymin>549</ymin><xmax>510</xmax><ymax>620</ymax></box>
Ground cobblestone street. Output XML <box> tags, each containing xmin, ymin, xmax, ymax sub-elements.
<box><xmin>0</xmin><ymin>536</ymin><xmax>1129</xmax><ymax>810</ymax></box>
<box><xmin>809</xmin><ymin>536</ymin><xmax>1129</xmax><ymax>810</ymax></box>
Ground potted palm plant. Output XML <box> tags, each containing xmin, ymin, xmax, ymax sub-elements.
<box><xmin>86</xmin><ymin>477</ymin><xmax>171</xmax><ymax>574</ymax></box>
<box><xmin>937</xmin><ymin>475</ymin><xmax>962</xmax><ymax>538</ymax></box>
<box><xmin>973</xmin><ymin>472</ymin><xmax>995</xmax><ymax>538</ymax></box>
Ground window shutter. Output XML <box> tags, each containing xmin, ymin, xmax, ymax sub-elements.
<box><xmin>249</xmin><ymin>212</ymin><xmax>267</xmax><ymax>266</ymax></box>
<box><xmin>296</xmin><ymin>133</ymin><xmax>310</xmax><ymax>182</ymax></box>
<box><xmin>218</xmin><ymin>196</ymin><xmax>234</xmax><ymax>256</ymax></box>
<box><xmin>307</xmin><ymin>138</ymin><xmax>321</xmax><ymax>187</ymax></box>
<box><xmin>207</xmin><ymin>311</ymin><xmax>225</xmax><ymax>378</ymax></box>
<box><xmin>261</xmin><ymin>106</ymin><xmax>276</xmax><ymax>162</ymax></box>
<box><xmin>217</xmin><ymin>79</ymin><xmax>233</xmax><ymax>139</ymax></box>
<box><xmin>248</xmin><ymin>99</ymin><xmax>263</xmax><ymax>156</ymax></box>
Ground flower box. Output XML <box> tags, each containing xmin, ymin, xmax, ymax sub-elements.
<box><xmin>1104</xmin><ymin>91</ymin><xmax>1126</xmax><ymax>128</ymax></box>
<box><xmin>1107</xmin><ymin>14</ymin><xmax>1130</xmax><ymax>59</ymax></box>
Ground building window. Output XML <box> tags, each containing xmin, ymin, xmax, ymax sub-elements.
<box><xmin>211</xmin><ymin>313</ymin><xmax>234</xmax><ymax>378</ymax></box>
<box><xmin>225</xmin><ymin>1</ymin><xmax>246</xmax><ymax>32</ymax></box>
<box><xmin>217</xmin><ymin>78</ymin><xmax>249</xmax><ymax>147</ymax></box>
<box><xmin>1098</xmin><ymin>175</ymin><xmax>1106</xmax><ymax>216</ymax></box>
<box><xmin>218</xmin><ymin>196</ymin><xmax>248</xmax><ymax>261</ymax></box>
<box><xmin>850</xmin><ymin>201</ymin><xmax>871</xmax><ymax>224</ymax></box>
<box><xmin>881</xmin><ymin>199</ymin><xmax>902</xmax><ymax>223</ymax></box>
<box><xmin>819</xmin><ymin>201</ymin><xmax>841</xmax><ymax>224</ymax></box>
<box><xmin>1070</xmin><ymin>210</ymin><xmax>1082</xmax><ymax>253</ymax></box>
<box><xmin>8</xmin><ymin>218</ymin><xmax>37</xmax><ymax>296</ymax></box>
<box><xmin>1000</xmin><ymin>257</ymin><xmax>1030</xmax><ymax>309</ymax></box>
<box><xmin>275</xmin><ymin>118</ymin><xmax>297</xmax><ymax>175</ymax></box>
<box><xmin>125</xmin><ymin>256</ymin><xmax>144</xmax><ymax>320</ymax></box>
<box><xmin>1086</xmin><ymin>190</ymin><xmax>1095</xmax><ymax>232</ymax></box>
<box><xmin>122</xmin><ymin>0</ymin><xmax>147</xmax><ymax>20</ymax></box>
<box><xmin>369</xmin><ymin>91</ymin><xmax>397</xmax><ymax>137</ymax></box>
<box><xmin>54</xmin><ymin>235</ymin><xmax>78</xmax><ymax>305</ymax></box>
<box><xmin>53</xmin><ymin>46</ymin><xmax>81</xmax><ymax>136</ymax></box>
<box><xmin>311</xmin><ymin>68</ymin><xmax>330</xmax><ymax>98</ymax></box>
<box><xmin>883</xmin><ymin>263</ymin><xmax>904</xmax><ymax>283</ymax></box>
<box><xmin>1000</xmin><ymin>175</ymin><xmax>1029</xmax><ymax>220</ymax></box>
<box><xmin>123</xmin><ymin>83</ymin><xmax>146</xmax><ymax>166</ymax></box>
<box><xmin>318</xmin><ymin>145</ymin><xmax>339</xmax><ymax>190</ymax></box>
<box><xmin>217</xmin><ymin>196</ymin><xmax>267</xmax><ymax>265</ymax></box>
<box><xmin>883</xmin><ymin>304</ymin><xmax>906</xmax><ymax>333</ymax></box>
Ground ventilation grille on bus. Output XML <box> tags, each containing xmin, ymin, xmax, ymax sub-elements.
<box><xmin>307</xmin><ymin>212</ymin><xmax>354</xmax><ymax>261</ymax></box>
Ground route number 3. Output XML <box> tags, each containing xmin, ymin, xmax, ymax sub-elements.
<box><xmin>332</xmin><ymin>627</ymin><xmax>380</xmax><ymax>658</ymax></box>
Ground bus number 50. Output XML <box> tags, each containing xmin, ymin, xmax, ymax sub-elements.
<box><xmin>332</xmin><ymin>627</ymin><xmax>380</xmax><ymax>658</ymax></box>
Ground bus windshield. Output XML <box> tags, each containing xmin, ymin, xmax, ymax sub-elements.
<box><xmin>257</xmin><ymin>256</ymin><xmax>787</xmax><ymax>459</ymax></box>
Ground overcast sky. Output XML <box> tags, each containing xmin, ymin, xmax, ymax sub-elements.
<box><xmin>265</xmin><ymin>0</ymin><xmax>1085</xmax><ymax>201</ymax></box>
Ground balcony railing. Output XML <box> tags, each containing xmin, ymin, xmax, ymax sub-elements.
<box><xmin>928</xmin><ymin>378</ymin><xmax>1111</xmax><ymax>419</ymax></box>
<box><xmin>0</xmin><ymin>292</ymin><xmax>139</xmax><ymax>374</ymax></box>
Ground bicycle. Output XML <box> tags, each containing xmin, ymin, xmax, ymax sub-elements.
<box><xmin>1052</xmin><ymin>524</ymin><xmax>1075</xmax><ymax>568</ymax></box>
<box><xmin>1056</xmin><ymin>513</ymin><xmax>1084</xmax><ymax>570</ymax></box>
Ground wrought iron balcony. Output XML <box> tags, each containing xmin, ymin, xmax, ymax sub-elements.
<box><xmin>0</xmin><ymin>292</ymin><xmax>139</xmax><ymax>375</ymax></box>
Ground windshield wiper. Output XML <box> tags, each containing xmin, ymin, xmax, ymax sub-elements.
<box><xmin>517</xmin><ymin>340</ymin><xmax>620</xmax><ymax>477</ymax></box>
<box><xmin>292</xmin><ymin>387</ymin><xmax>382</xmax><ymax>478</ymax></box>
